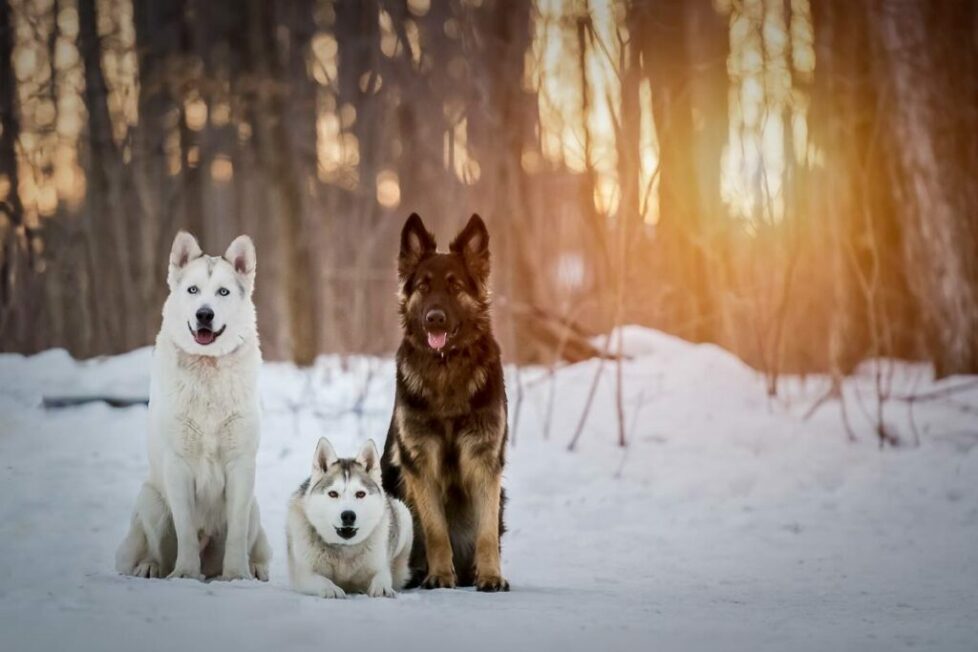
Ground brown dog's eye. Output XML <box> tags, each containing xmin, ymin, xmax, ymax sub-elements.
<box><xmin>328</xmin><ymin>491</ymin><xmax>339</xmax><ymax>498</ymax></box>
<box><xmin>355</xmin><ymin>491</ymin><xmax>366</xmax><ymax>499</ymax></box>
<box><xmin>417</xmin><ymin>280</ymin><xmax>430</xmax><ymax>293</ymax></box>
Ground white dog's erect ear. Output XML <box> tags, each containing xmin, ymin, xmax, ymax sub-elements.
<box><xmin>356</xmin><ymin>439</ymin><xmax>382</xmax><ymax>480</ymax></box>
<box><xmin>313</xmin><ymin>437</ymin><xmax>338</xmax><ymax>476</ymax></box>
<box><xmin>169</xmin><ymin>231</ymin><xmax>203</xmax><ymax>270</ymax></box>
<box><xmin>224</xmin><ymin>235</ymin><xmax>256</xmax><ymax>277</ymax></box>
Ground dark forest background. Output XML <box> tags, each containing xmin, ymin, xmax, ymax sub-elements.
<box><xmin>1</xmin><ymin>0</ymin><xmax>977</xmax><ymax>391</ymax></box>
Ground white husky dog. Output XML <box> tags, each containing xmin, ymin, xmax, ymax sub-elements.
<box><xmin>287</xmin><ymin>438</ymin><xmax>412</xmax><ymax>598</ymax></box>
<box><xmin>115</xmin><ymin>231</ymin><xmax>271</xmax><ymax>581</ymax></box>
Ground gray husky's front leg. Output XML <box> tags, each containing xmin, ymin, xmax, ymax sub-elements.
<box><xmin>367</xmin><ymin>567</ymin><xmax>397</xmax><ymax>598</ymax></box>
<box><xmin>287</xmin><ymin>533</ymin><xmax>346</xmax><ymax>598</ymax></box>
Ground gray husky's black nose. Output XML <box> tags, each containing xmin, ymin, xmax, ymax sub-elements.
<box><xmin>425</xmin><ymin>308</ymin><xmax>446</xmax><ymax>328</ymax></box>
<box><xmin>196</xmin><ymin>307</ymin><xmax>214</xmax><ymax>325</ymax></box>
<box><xmin>340</xmin><ymin>510</ymin><xmax>356</xmax><ymax>526</ymax></box>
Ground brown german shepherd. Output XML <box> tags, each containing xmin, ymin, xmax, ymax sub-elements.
<box><xmin>380</xmin><ymin>213</ymin><xmax>509</xmax><ymax>592</ymax></box>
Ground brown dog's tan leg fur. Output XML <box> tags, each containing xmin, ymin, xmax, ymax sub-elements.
<box><xmin>404</xmin><ymin>471</ymin><xmax>455</xmax><ymax>588</ymax></box>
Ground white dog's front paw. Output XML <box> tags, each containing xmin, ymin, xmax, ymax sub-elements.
<box><xmin>131</xmin><ymin>562</ymin><xmax>161</xmax><ymax>579</ymax></box>
<box><xmin>250</xmin><ymin>561</ymin><xmax>269</xmax><ymax>582</ymax></box>
<box><xmin>217</xmin><ymin>564</ymin><xmax>253</xmax><ymax>581</ymax></box>
<box><xmin>367</xmin><ymin>579</ymin><xmax>397</xmax><ymax>599</ymax></box>
<box><xmin>168</xmin><ymin>566</ymin><xmax>204</xmax><ymax>581</ymax></box>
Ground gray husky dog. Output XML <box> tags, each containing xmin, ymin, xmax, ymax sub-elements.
<box><xmin>287</xmin><ymin>438</ymin><xmax>413</xmax><ymax>598</ymax></box>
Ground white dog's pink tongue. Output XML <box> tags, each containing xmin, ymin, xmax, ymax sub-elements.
<box><xmin>427</xmin><ymin>331</ymin><xmax>447</xmax><ymax>350</ymax></box>
<box><xmin>195</xmin><ymin>329</ymin><xmax>215</xmax><ymax>345</ymax></box>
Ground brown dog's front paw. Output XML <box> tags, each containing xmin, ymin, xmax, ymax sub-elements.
<box><xmin>475</xmin><ymin>574</ymin><xmax>510</xmax><ymax>592</ymax></box>
<box><xmin>421</xmin><ymin>571</ymin><xmax>457</xmax><ymax>589</ymax></box>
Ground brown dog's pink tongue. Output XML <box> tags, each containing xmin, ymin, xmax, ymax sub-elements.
<box><xmin>427</xmin><ymin>331</ymin><xmax>447</xmax><ymax>350</ymax></box>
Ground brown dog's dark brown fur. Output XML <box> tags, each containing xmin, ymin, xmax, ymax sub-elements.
<box><xmin>380</xmin><ymin>213</ymin><xmax>509</xmax><ymax>592</ymax></box>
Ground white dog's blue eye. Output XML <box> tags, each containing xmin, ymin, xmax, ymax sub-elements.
<box><xmin>218</xmin><ymin>287</ymin><xmax>230</xmax><ymax>297</ymax></box>
<box><xmin>187</xmin><ymin>286</ymin><xmax>199</xmax><ymax>294</ymax></box>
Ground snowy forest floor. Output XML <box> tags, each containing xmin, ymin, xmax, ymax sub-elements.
<box><xmin>1</xmin><ymin>327</ymin><xmax>976</xmax><ymax>651</ymax></box>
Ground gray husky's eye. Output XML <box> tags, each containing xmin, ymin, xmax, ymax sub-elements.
<box><xmin>217</xmin><ymin>287</ymin><xmax>230</xmax><ymax>297</ymax></box>
<box><xmin>355</xmin><ymin>491</ymin><xmax>366</xmax><ymax>499</ymax></box>
<box><xmin>327</xmin><ymin>491</ymin><xmax>339</xmax><ymax>498</ymax></box>
<box><xmin>187</xmin><ymin>285</ymin><xmax>199</xmax><ymax>295</ymax></box>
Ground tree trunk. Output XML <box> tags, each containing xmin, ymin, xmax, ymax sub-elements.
<box><xmin>0</xmin><ymin>0</ymin><xmax>26</xmax><ymax>345</ymax></box>
<box><xmin>633</xmin><ymin>0</ymin><xmax>715</xmax><ymax>342</ymax></box>
<box><xmin>132</xmin><ymin>0</ymin><xmax>187</xmax><ymax>338</ymax></box>
<box><xmin>870</xmin><ymin>0</ymin><xmax>978</xmax><ymax>375</ymax></box>
<box><xmin>78</xmin><ymin>0</ymin><xmax>141</xmax><ymax>354</ymax></box>
<box><xmin>245</xmin><ymin>0</ymin><xmax>319</xmax><ymax>365</ymax></box>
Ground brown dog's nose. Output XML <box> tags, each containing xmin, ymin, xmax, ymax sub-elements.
<box><xmin>425</xmin><ymin>308</ymin><xmax>446</xmax><ymax>328</ymax></box>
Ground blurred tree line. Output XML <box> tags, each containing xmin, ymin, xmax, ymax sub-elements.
<box><xmin>0</xmin><ymin>0</ymin><xmax>976</xmax><ymax>384</ymax></box>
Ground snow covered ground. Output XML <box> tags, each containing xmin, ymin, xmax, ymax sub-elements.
<box><xmin>1</xmin><ymin>327</ymin><xmax>976</xmax><ymax>651</ymax></box>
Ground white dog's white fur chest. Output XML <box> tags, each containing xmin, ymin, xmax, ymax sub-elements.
<box><xmin>148</xmin><ymin>335</ymin><xmax>261</xmax><ymax>533</ymax></box>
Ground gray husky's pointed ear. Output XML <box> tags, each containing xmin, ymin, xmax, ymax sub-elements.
<box><xmin>356</xmin><ymin>439</ymin><xmax>381</xmax><ymax>481</ymax></box>
<box><xmin>224</xmin><ymin>235</ymin><xmax>256</xmax><ymax>278</ymax></box>
<box><xmin>313</xmin><ymin>437</ymin><xmax>338</xmax><ymax>476</ymax></box>
<box><xmin>398</xmin><ymin>213</ymin><xmax>436</xmax><ymax>280</ymax></box>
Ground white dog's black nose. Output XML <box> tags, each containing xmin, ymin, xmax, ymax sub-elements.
<box><xmin>340</xmin><ymin>510</ymin><xmax>356</xmax><ymax>526</ymax></box>
<box><xmin>196</xmin><ymin>307</ymin><xmax>214</xmax><ymax>325</ymax></box>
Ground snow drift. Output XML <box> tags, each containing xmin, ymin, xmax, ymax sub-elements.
<box><xmin>0</xmin><ymin>327</ymin><xmax>975</xmax><ymax>651</ymax></box>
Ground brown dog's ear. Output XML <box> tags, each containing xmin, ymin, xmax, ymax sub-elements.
<box><xmin>450</xmin><ymin>214</ymin><xmax>490</xmax><ymax>282</ymax></box>
<box><xmin>399</xmin><ymin>213</ymin><xmax>436</xmax><ymax>279</ymax></box>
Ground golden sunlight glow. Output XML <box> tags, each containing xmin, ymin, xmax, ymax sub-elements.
<box><xmin>96</xmin><ymin>0</ymin><xmax>138</xmax><ymax>145</ymax></box>
<box><xmin>529</xmin><ymin>0</ymin><xmax>812</xmax><ymax>226</ymax></box>
<box><xmin>380</xmin><ymin>10</ymin><xmax>401</xmax><ymax>58</ymax></box>
<box><xmin>6</xmin><ymin>0</ymin><xmax>813</xmax><ymax>232</ymax></box>
<box><xmin>528</xmin><ymin>0</ymin><xmax>658</xmax><ymax>222</ymax></box>
<box><xmin>184</xmin><ymin>96</ymin><xmax>208</xmax><ymax>132</ymax></box>
<box><xmin>12</xmin><ymin>0</ymin><xmax>86</xmax><ymax>224</ymax></box>
<box><xmin>444</xmin><ymin>114</ymin><xmax>480</xmax><ymax>186</ymax></box>
<box><xmin>407</xmin><ymin>0</ymin><xmax>430</xmax><ymax>17</ymax></box>
<box><xmin>722</xmin><ymin>0</ymin><xmax>813</xmax><ymax>222</ymax></box>
<box><xmin>210</xmin><ymin>156</ymin><xmax>233</xmax><ymax>183</ymax></box>
<box><xmin>376</xmin><ymin>169</ymin><xmax>400</xmax><ymax>207</ymax></box>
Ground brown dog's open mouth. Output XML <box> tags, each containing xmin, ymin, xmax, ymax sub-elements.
<box><xmin>427</xmin><ymin>331</ymin><xmax>448</xmax><ymax>350</ymax></box>
<box><xmin>425</xmin><ymin>327</ymin><xmax>460</xmax><ymax>351</ymax></box>
<box><xmin>188</xmin><ymin>323</ymin><xmax>226</xmax><ymax>346</ymax></box>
